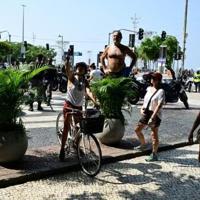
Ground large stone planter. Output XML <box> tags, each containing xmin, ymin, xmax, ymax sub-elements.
<box><xmin>0</xmin><ymin>129</ymin><xmax>28</xmax><ymax>163</ymax></box>
<box><xmin>96</xmin><ymin>118</ymin><xmax>125</xmax><ymax>145</ymax></box>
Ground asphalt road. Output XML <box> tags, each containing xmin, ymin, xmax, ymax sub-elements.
<box><xmin>21</xmin><ymin>91</ymin><xmax>200</xmax><ymax>149</ymax></box>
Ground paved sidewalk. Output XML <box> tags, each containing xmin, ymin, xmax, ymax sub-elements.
<box><xmin>0</xmin><ymin>144</ymin><xmax>200</xmax><ymax>200</ymax></box>
<box><xmin>0</xmin><ymin>136</ymin><xmax>197</xmax><ymax>188</ymax></box>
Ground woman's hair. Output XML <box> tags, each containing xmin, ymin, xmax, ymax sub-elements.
<box><xmin>75</xmin><ymin>62</ymin><xmax>88</xmax><ymax>74</ymax></box>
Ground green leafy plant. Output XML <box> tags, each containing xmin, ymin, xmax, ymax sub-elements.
<box><xmin>0</xmin><ymin>66</ymin><xmax>49</xmax><ymax>130</ymax></box>
<box><xmin>90</xmin><ymin>77</ymin><xmax>137</xmax><ymax>124</ymax></box>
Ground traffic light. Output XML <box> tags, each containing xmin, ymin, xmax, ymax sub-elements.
<box><xmin>24</xmin><ymin>41</ymin><xmax>28</xmax><ymax>50</ymax></box>
<box><xmin>174</xmin><ymin>52</ymin><xmax>182</xmax><ymax>60</ymax></box>
<box><xmin>129</xmin><ymin>34</ymin><xmax>135</xmax><ymax>47</ymax></box>
<box><xmin>138</xmin><ymin>28</ymin><xmax>144</xmax><ymax>40</ymax></box>
<box><xmin>68</xmin><ymin>45</ymin><xmax>74</xmax><ymax>56</ymax></box>
<box><xmin>46</xmin><ymin>43</ymin><xmax>49</xmax><ymax>50</ymax></box>
<box><xmin>161</xmin><ymin>31</ymin><xmax>166</xmax><ymax>40</ymax></box>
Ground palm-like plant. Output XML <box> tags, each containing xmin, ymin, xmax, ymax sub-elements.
<box><xmin>90</xmin><ymin>77</ymin><xmax>137</xmax><ymax>124</ymax></box>
<box><xmin>0</xmin><ymin>66</ymin><xmax>48</xmax><ymax>130</ymax></box>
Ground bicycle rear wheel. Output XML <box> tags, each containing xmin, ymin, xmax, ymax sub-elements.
<box><xmin>56</xmin><ymin>112</ymin><xmax>64</xmax><ymax>144</ymax></box>
<box><xmin>77</xmin><ymin>133</ymin><xmax>102</xmax><ymax>177</ymax></box>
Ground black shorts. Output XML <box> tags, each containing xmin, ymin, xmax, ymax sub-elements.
<box><xmin>139</xmin><ymin>111</ymin><xmax>161</xmax><ymax>128</ymax></box>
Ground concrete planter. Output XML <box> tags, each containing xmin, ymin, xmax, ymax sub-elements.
<box><xmin>0</xmin><ymin>128</ymin><xmax>28</xmax><ymax>163</ymax></box>
<box><xmin>96</xmin><ymin>118</ymin><xmax>125</xmax><ymax>145</ymax></box>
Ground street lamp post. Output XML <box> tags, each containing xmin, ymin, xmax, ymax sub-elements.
<box><xmin>21</xmin><ymin>4</ymin><xmax>26</xmax><ymax>60</ymax></box>
<box><xmin>87</xmin><ymin>50</ymin><xmax>92</xmax><ymax>65</ymax></box>
<box><xmin>58</xmin><ymin>35</ymin><xmax>64</xmax><ymax>53</ymax></box>
<box><xmin>58</xmin><ymin>35</ymin><xmax>64</xmax><ymax>63</ymax></box>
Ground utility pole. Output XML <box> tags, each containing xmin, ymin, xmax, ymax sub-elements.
<box><xmin>182</xmin><ymin>0</ymin><xmax>189</xmax><ymax>71</ymax></box>
<box><xmin>58</xmin><ymin>35</ymin><xmax>64</xmax><ymax>64</ymax></box>
<box><xmin>131</xmin><ymin>13</ymin><xmax>140</xmax><ymax>32</ymax></box>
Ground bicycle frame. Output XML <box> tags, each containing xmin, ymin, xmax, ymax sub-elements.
<box><xmin>66</xmin><ymin>108</ymin><xmax>81</xmax><ymax>145</ymax></box>
<box><xmin>56</xmin><ymin>106</ymin><xmax>103</xmax><ymax>176</ymax></box>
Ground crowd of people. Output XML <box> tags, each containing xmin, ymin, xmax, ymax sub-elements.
<box><xmin>58</xmin><ymin>30</ymin><xmax>199</xmax><ymax>162</ymax></box>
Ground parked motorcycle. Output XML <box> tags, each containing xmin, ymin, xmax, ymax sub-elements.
<box><xmin>52</xmin><ymin>71</ymin><xmax>67</xmax><ymax>93</ymax></box>
<box><xmin>129</xmin><ymin>73</ymin><xmax>189</xmax><ymax>109</ymax></box>
<box><xmin>128</xmin><ymin>74</ymin><xmax>149</xmax><ymax>104</ymax></box>
<box><xmin>162</xmin><ymin>78</ymin><xmax>189</xmax><ymax>109</ymax></box>
<box><xmin>181</xmin><ymin>77</ymin><xmax>193</xmax><ymax>92</ymax></box>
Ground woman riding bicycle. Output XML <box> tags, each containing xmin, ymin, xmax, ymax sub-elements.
<box><xmin>59</xmin><ymin>57</ymin><xmax>97</xmax><ymax>161</ymax></box>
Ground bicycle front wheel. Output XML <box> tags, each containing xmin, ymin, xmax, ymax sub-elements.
<box><xmin>56</xmin><ymin>111</ymin><xmax>64</xmax><ymax>144</ymax></box>
<box><xmin>77</xmin><ymin>133</ymin><xmax>102</xmax><ymax>177</ymax></box>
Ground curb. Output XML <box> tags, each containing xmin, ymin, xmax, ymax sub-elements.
<box><xmin>0</xmin><ymin>141</ymin><xmax>197</xmax><ymax>189</ymax></box>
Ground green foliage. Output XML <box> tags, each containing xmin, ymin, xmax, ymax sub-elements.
<box><xmin>162</xmin><ymin>36</ymin><xmax>178</xmax><ymax>69</ymax></box>
<box><xmin>0</xmin><ymin>41</ymin><xmax>56</xmax><ymax>63</ymax></box>
<box><xmin>138</xmin><ymin>38</ymin><xmax>160</xmax><ymax>62</ymax></box>
<box><xmin>0</xmin><ymin>66</ymin><xmax>49</xmax><ymax>129</ymax></box>
<box><xmin>24</xmin><ymin>44</ymin><xmax>56</xmax><ymax>63</ymax></box>
<box><xmin>0</xmin><ymin>41</ymin><xmax>12</xmax><ymax>61</ymax></box>
<box><xmin>138</xmin><ymin>35</ymin><xmax>178</xmax><ymax>69</ymax></box>
<box><xmin>90</xmin><ymin>77</ymin><xmax>137</xmax><ymax>124</ymax></box>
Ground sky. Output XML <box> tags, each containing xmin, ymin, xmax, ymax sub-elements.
<box><xmin>0</xmin><ymin>0</ymin><xmax>200</xmax><ymax>70</ymax></box>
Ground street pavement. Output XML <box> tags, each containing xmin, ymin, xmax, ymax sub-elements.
<box><xmin>0</xmin><ymin>144</ymin><xmax>199</xmax><ymax>200</ymax></box>
<box><xmin>0</xmin><ymin>91</ymin><xmax>199</xmax><ymax>198</ymax></box>
<box><xmin>21</xmin><ymin>91</ymin><xmax>200</xmax><ymax>149</ymax></box>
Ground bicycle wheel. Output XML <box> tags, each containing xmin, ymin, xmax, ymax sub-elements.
<box><xmin>77</xmin><ymin>133</ymin><xmax>102</xmax><ymax>177</ymax></box>
<box><xmin>56</xmin><ymin>112</ymin><xmax>64</xmax><ymax>144</ymax></box>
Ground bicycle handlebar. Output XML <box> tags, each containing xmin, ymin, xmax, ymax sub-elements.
<box><xmin>65</xmin><ymin>107</ymin><xmax>101</xmax><ymax>117</ymax></box>
<box><xmin>65</xmin><ymin>107</ymin><xmax>84</xmax><ymax>114</ymax></box>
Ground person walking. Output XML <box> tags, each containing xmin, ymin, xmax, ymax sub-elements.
<box><xmin>134</xmin><ymin>72</ymin><xmax>165</xmax><ymax>162</ymax></box>
<box><xmin>100</xmin><ymin>30</ymin><xmax>137</xmax><ymax>77</ymax></box>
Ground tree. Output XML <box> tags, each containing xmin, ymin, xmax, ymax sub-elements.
<box><xmin>24</xmin><ymin>44</ymin><xmax>56</xmax><ymax>63</ymax></box>
<box><xmin>162</xmin><ymin>36</ymin><xmax>178</xmax><ymax>69</ymax></box>
<box><xmin>0</xmin><ymin>41</ymin><xmax>13</xmax><ymax>62</ymax></box>
<box><xmin>0</xmin><ymin>42</ymin><xmax>56</xmax><ymax>64</ymax></box>
<box><xmin>138</xmin><ymin>37</ymin><xmax>160</xmax><ymax>69</ymax></box>
<box><xmin>137</xmin><ymin>35</ymin><xmax>178</xmax><ymax>71</ymax></box>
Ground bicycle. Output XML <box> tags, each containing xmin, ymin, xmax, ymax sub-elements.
<box><xmin>56</xmin><ymin>106</ymin><xmax>104</xmax><ymax>176</ymax></box>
